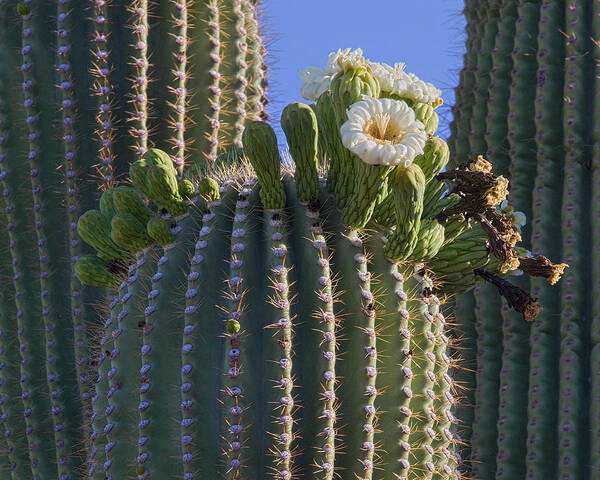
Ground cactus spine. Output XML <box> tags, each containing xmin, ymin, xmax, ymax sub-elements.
<box><xmin>449</xmin><ymin>1</ymin><xmax>595</xmax><ymax>478</ymax></box>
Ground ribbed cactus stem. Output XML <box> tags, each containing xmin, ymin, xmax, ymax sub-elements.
<box><xmin>484</xmin><ymin>1</ymin><xmax>517</xmax><ymax>175</ymax></box>
<box><xmin>137</xmin><ymin>212</ymin><xmax>196</xmax><ymax>478</ymax></box>
<box><xmin>407</xmin><ymin>277</ymin><xmax>439</xmax><ymax>480</ymax></box>
<box><xmin>591</xmin><ymin>2</ymin><xmax>600</xmax><ymax>476</ymax></box>
<box><xmin>0</xmin><ymin>290</ymin><xmax>29</xmax><ymax>478</ymax></box>
<box><xmin>452</xmin><ymin>0</ymin><xmax>483</xmax><ymax>163</ymax></box>
<box><xmin>21</xmin><ymin>6</ymin><xmax>73</xmax><ymax>477</ymax></box>
<box><xmin>129</xmin><ymin>0</ymin><xmax>149</xmax><ymax>156</ymax></box>
<box><xmin>58</xmin><ymin>0</ymin><xmax>92</xmax><ymax>436</ymax></box>
<box><xmin>369</xmin><ymin>250</ymin><xmax>414</xmax><ymax>478</ymax></box>
<box><xmin>468</xmin><ymin>0</ymin><xmax>500</xmax><ymax>156</ymax></box>
<box><xmin>351</xmin><ymin>234</ymin><xmax>377</xmax><ymax>480</ymax></box>
<box><xmin>284</xmin><ymin>179</ymin><xmax>337</xmax><ymax>479</ymax></box>
<box><xmin>88</xmin><ymin>308</ymin><xmax>112</xmax><ymax>479</ymax></box>
<box><xmin>469</xmin><ymin>284</ymin><xmax>502</xmax><ymax>479</ymax></box>
<box><xmin>262</xmin><ymin>208</ymin><xmax>295</xmax><ymax>479</ymax></box>
<box><xmin>169</xmin><ymin>0</ymin><xmax>187</xmax><ymax>174</ymax></box>
<box><xmin>244</xmin><ymin>0</ymin><xmax>267</xmax><ymax>120</ymax></box>
<box><xmin>104</xmin><ymin>255</ymin><xmax>148</xmax><ymax>478</ymax></box>
<box><xmin>431</xmin><ymin>305</ymin><xmax>458</xmax><ymax>479</ymax></box>
<box><xmin>203</xmin><ymin>0</ymin><xmax>222</xmax><ymax>164</ymax></box>
<box><xmin>179</xmin><ymin>188</ymin><xmax>234</xmax><ymax>477</ymax></box>
<box><xmin>221</xmin><ymin>182</ymin><xmax>260</xmax><ymax>478</ymax></box>
<box><xmin>91</xmin><ymin>0</ymin><xmax>115</xmax><ymax>185</ymax></box>
<box><xmin>526</xmin><ymin>3</ymin><xmax>564</xmax><ymax>478</ymax></box>
<box><xmin>556</xmin><ymin>3</ymin><xmax>589</xmax><ymax>479</ymax></box>
<box><xmin>230</xmin><ymin>0</ymin><xmax>250</xmax><ymax>149</ymax></box>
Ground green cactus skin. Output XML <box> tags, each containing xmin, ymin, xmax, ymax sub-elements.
<box><xmin>111</xmin><ymin>212</ymin><xmax>153</xmax><ymax>252</ymax></box>
<box><xmin>281</xmin><ymin>102</ymin><xmax>321</xmax><ymax>203</ymax></box>
<box><xmin>384</xmin><ymin>164</ymin><xmax>426</xmax><ymax>260</ymax></box>
<box><xmin>147</xmin><ymin>217</ymin><xmax>175</xmax><ymax>246</ymax></box>
<box><xmin>242</xmin><ymin>120</ymin><xmax>286</xmax><ymax>209</ymax></box>
<box><xmin>112</xmin><ymin>186</ymin><xmax>152</xmax><ymax>224</ymax></box>
<box><xmin>449</xmin><ymin>0</ymin><xmax>600</xmax><ymax>478</ymax></box>
<box><xmin>198</xmin><ymin>176</ymin><xmax>221</xmax><ymax>203</ymax></box>
<box><xmin>178</xmin><ymin>179</ymin><xmax>195</xmax><ymax>200</ymax></box>
<box><xmin>413</xmin><ymin>137</ymin><xmax>450</xmax><ymax>181</ymax></box>
<box><xmin>74</xmin><ymin>255</ymin><xmax>121</xmax><ymax>289</ymax></box>
<box><xmin>0</xmin><ymin>0</ymin><xmax>268</xmax><ymax>476</ymax></box>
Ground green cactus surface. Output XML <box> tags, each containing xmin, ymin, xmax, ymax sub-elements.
<box><xmin>448</xmin><ymin>1</ymin><xmax>595</xmax><ymax>478</ymax></box>
<box><xmin>0</xmin><ymin>1</ymin><xmax>566</xmax><ymax>478</ymax></box>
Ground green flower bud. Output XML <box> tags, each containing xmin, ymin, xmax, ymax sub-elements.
<box><xmin>198</xmin><ymin>177</ymin><xmax>220</xmax><ymax>203</ymax></box>
<box><xmin>147</xmin><ymin>217</ymin><xmax>175</xmax><ymax>246</ymax></box>
<box><xmin>144</xmin><ymin>164</ymin><xmax>187</xmax><ymax>216</ymax></box>
<box><xmin>99</xmin><ymin>188</ymin><xmax>117</xmax><ymax>221</ymax></box>
<box><xmin>74</xmin><ymin>255</ymin><xmax>120</xmax><ymax>289</ymax></box>
<box><xmin>330</xmin><ymin>65</ymin><xmax>380</xmax><ymax>120</ymax></box>
<box><xmin>372</xmin><ymin>193</ymin><xmax>396</xmax><ymax>227</ymax></box>
<box><xmin>178</xmin><ymin>179</ymin><xmax>195</xmax><ymax>200</ymax></box>
<box><xmin>281</xmin><ymin>102</ymin><xmax>320</xmax><ymax>203</ymax></box>
<box><xmin>112</xmin><ymin>186</ymin><xmax>152</xmax><ymax>224</ymax></box>
<box><xmin>143</xmin><ymin>148</ymin><xmax>175</xmax><ymax>170</ymax></box>
<box><xmin>17</xmin><ymin>2</ymin><xmax>30</xmax><ymax>15</ymax></box>
<box><xmin>407</xmin><ymin>219</ymin><xmax>445</xmax><ymax>262</ymax></box>
<box><xmin>130</xmin><ymin>159</ymin><xmax>151</xmax><ymax>198</ymax></box>
<box><xmin>412</xmin><ymin>137</ymin><xmax>450</xmax><ymax>181</ymax></box>
<box><xmin>383</xmin><ymin>164</ymin><xmax>426</xmax><ymax>259</ymax></box>
<box><xmin>111</xmin><ymin>212</ymin><xmax>152</xmax><ymax>253</ymax></box>
<box><xmin>226</xmin><ymin>320</ymin><xmax>241</xmax><ymax>335</ymax></box>
<box><xmin>77</xmin><ymin>209</ymin><xmax>129</xmax><ymax>261</ymax></box>
<box><xmin>412</xmin><ymin>102</ymin><xmax>439</xmax><ymax>137</ymax></box>
<box><xmin>242</xmin><ymin>121</ymin><xmax>286</xmax><ymax>210</ymax></box>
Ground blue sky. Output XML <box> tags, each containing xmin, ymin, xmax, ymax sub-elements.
<box><xmin>259</xmin><ymin>0</ymin><xmax>466</xmax><ymax>145</ymax></box>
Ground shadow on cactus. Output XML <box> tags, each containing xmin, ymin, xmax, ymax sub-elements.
<box><xmin>68</xmin><ymin>48</ymin><xmax>569</xmax><ymax>479</ymax></box>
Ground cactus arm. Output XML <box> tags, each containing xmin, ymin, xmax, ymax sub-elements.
<box><xmin>129</xmin><ymin>0</ymin><xmax>149</xmax><ymax>157</ymax></box>
<box><xmin>104</xmin><ymin>253</ymin><xmax>153</xmax><ymax>478</ymax></box>
<box><xmin>555</xmin><ymin>2</ymin><xmax>590</xmax><ymax>478</ymax></box>
<box><xmin>219</xmin><ymin>183</ymin><xmax>262</xmax><ymax>478</ymax></box>
<box><xmin>0</xmin><ymin>288</ymin><xmax>30</xmax><ymax>479</ymax></box>
<box><xmin>180</xmin><ymin>188</ymin><xmax>235</xmax><ymax>477</ymax></box>
<box><xmin>468</xmin><ymin>0</ymin><xmax>500</xmax><ymax>157</ymax></box>
<box><xmin>21</xmin><ymin>6</ymin><xmax>76</xmax><ymax>477</ymax></box>
<box><xmin>367</xmin><ymin>235</ymin><xmax>415</xmax><ymax>479</ymax></box>
<box><xmin>169</xmin><ymin>0</ymin><xmax>187</xmax><ymax>174</ymax></box>
<box><xmin>469</xmin><ymin>284</ymin><xmax>502</xmax><ymax>479</ymax></box>
<box><xmin>261</xmin><ymin>206</ymin><xmax>295</xmax><ymax>479</ymax></box>
<box><xmin>484</xmin><ymin>1</ymin><xmax>517</xmax><ymax>176</ymax></box>
<box><xmin>58</xmin><ymin>0</ymin><xmax>94</xmax><ymax>448</ymax></box>
<box><xmin>136</xmin><ymin>212</ymin><xmax>198</xmax><ymax>478</ymax></box>
<box><xmin>90</xmin><ymin>0</ymin><xmax>116</xmax><ymax>185</ymax></box>
<box><xmin>284</xmin><ymin>179</ymin><xmax>336</xmax><ymax>479</ymax></box>
<box><xmin>525</xmin><ymin>3</ymin><xmax>565</xmax><ymax>479</ymax></box>
<box><xmin>406</xmin><ymin>276</ymin><xmax>438</xmax><ymax>480</ymax></box>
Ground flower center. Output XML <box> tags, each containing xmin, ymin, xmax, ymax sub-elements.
<box><xmin>364</xmin><ymin>113</ymin><xmax>404</xmax><ymax>145</ymax></box>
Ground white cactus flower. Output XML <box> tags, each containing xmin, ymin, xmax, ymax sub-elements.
<box><xmin>298</xmin><ymin>65</ymin><xmax>332</xmax><ymax>101</ymax></box>
<box><xmin>367</xmin><ymin>60</ymin><xmax>441</xmax><ymax>104</ymax></box>
<box><xmin>299</xmin><ymin>48</ymin><xmax>367</xmax><ymax>101</ymax></box>
<box><xmin>368</xmin><ymin>61</ymin><xmax>407</xmax><ymax>92</ymax></box>
<box><xmin>325</xmin><ymin>47</ymin><xmax>367</xmax><ymax>75</ymax></box>
<box><xmin>340</xmin><ymin>96</ymin><xmax>427</xmax><ymax>166</ymax></box>
<box><xmin>499</xmin><ymin>200</ymin><xmax>527</xmax><ymax>229</ymax></box>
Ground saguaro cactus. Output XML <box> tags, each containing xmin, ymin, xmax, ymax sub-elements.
<box><xmin>449</xmin><ymin>1</ymin><xmax>595</xmax><ymax>479</ymax></box>
<box><xmin>0</xmin><ymin>2</ymin><xmax>564</xmax><ymax>479</ymax></box>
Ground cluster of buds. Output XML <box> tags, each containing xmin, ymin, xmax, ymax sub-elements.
<box><xmin>74</xmin><ymin>148</ymin><xmax>196</xmax><ymax>288</ymax></box>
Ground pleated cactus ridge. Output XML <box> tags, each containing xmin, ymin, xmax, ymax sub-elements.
<box><xmin>448</xmin><ymin>1</ymin><xmax>595</xmax><ymax>478</ymax></box>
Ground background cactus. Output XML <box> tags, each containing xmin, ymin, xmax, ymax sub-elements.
<box><xmin>448</xmin><ymin>1</ymin><xmax>595</xmax><ymax>478</ymax></box>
